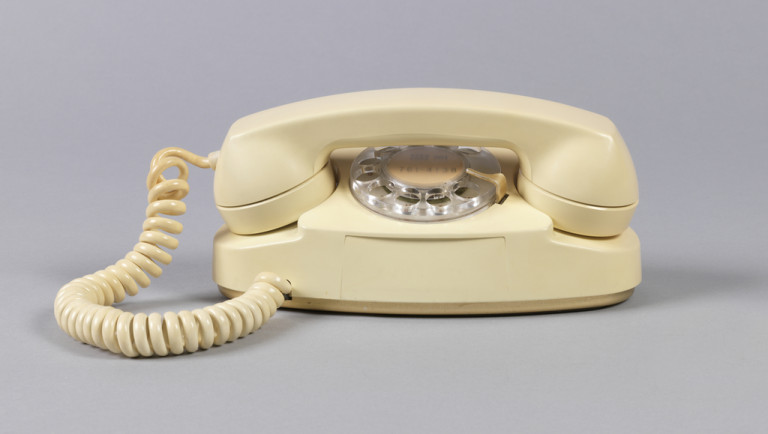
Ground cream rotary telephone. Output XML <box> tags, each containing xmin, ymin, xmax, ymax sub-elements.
<box><xmin>54</xmin><ymin>88</ymin><xmax>641</xmax><ymax>357</ymax></box>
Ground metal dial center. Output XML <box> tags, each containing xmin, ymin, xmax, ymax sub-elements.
<box><xmin>385</xmin><ymin>147</ymin><xmax>467</xmax><ymax>188</ymax></box>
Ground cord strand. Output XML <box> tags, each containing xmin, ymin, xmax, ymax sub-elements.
<box><xmin>54</xmin><ymin>147</ymin><xmax>291</xmax><ymax>357</ymax></box>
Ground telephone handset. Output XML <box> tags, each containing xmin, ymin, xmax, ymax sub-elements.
<box><xmin>54</xmin><ymin>89</ymin><xmax>641</xmax><ymax>357</ymax></box>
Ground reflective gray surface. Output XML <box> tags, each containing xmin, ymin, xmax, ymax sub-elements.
<box><xmin>1</xmin><ymin>1</ymin><xmax>766</xmax><ymax>432</ymax></box>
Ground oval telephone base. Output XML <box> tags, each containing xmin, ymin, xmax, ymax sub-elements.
<box><xmin>212</xmin><ymin>149</ymin><xmax>641</xmax><ymax>315</ymax></box>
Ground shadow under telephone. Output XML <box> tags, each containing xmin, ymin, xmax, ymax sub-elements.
<box><xmin>54</xmin><ymin>88</ymin><xmax>641</xmax><ymax>357</ymax></box>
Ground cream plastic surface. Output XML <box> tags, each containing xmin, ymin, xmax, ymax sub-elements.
<box><xmin>54</xmin><ymin>89</ymin><xmax>642</xmax><ymax>357</ymax></box>
<box><xmin>214</xmin><ymin>88</ymin><xmax>638</xmax><ymax>236</ymax></box>
<box><xmin>214</xmin><ymin>149</ymin><xmax>641</xmax><ymax>314</ymax></box>
<box><xmin>217</xmin><ymin>163</ymin><xmax>335</xmax><ymax>235</ymax></box>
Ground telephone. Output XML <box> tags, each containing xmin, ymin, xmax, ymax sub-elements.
<box><xmin>54</xmin><ymin>88</ymin><xmax>641</xmax><ymax>357</ymax></box>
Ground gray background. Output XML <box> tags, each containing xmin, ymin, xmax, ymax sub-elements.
<box><xmin>1</xmin><ymin>1</ymin><xmax>766</xmax><ymax>432</ymax></box>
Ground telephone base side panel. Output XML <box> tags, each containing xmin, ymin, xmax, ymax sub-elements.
<box><xmin>219</xmin><ymin>287</ymin><xmax>635</xmax><ymax>315</ymax></box>
<box><xmin>213</xmin><ymin>224</ymin><xmax>640</xmax><ymax>314</ymax></box>
<box><xmin>212</xmin><ymin>149</ymin><xmax>641</xmax><ymax>315</ymax></box>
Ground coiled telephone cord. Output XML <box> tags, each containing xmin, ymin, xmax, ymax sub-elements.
<box><xmin>54</xmin><ymin>147</ymin><xmax>292</xmax><ymax>357</ymax></box>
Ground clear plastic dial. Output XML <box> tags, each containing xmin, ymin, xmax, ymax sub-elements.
<box><xmin>350</xmin><ymin>146</ymin><xmax>502</xmax><ymax>222</ymax></box>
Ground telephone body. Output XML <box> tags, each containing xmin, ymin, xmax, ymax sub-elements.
<box><xmin>213</xmin><ymin>88</ymin><xmax>640</xmax><ymax>314</ymax></box>
<box><xmin>54</xmin><ymin>88</ymin><xmax>640</xmax><ymax>357</ymax></box>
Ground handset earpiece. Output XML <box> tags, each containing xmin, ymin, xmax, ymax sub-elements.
<box><xmin>517</xmin><ymin>175</ymin><xmax>637</xmax><ymax>237</ymax></box>
<box><xmin>214</xmin><ymin>88</ymin><xmax>638</xmax><ymax>236</ymax></box>
<box><xmin>215</xmin><ymin>163</ymin><xmax>335</xmax><ymax>235</ymax></box>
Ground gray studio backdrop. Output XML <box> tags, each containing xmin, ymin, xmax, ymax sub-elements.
<box><xmin>1</xmin><ymin>1</ymin><xmax>766</xmax><ymax>433</ymax></box>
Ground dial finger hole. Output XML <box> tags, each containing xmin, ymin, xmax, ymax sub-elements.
<box><xmin>358</xmin><ymin>158</ymin><xmax>380</xmax><ymax>169</ymax></box>
<box><xmin>427</xmin><ymin>196</ymin><xmax>451</xmax><ymax>206</ymax></box>
<box><xmin>396</xmin><ymin>195</ymin><xmax>419</xmax><ymax>205</ymax></box>
<box><xmin>396</xmin><ymin>188</ymin><xmax>420</xmax><ymax>206</ymax></box>
<box><xmin>426</xmin><ymin>188</ymin><xmax>450</xmax><ymax>206</ymax></box>
<box><xmin>370</xmin><ymin>185</ymin><xmax>392</xmax><ymax>197</ymax></box>
<box><xmin>356</xmin><ymin>172</ymin><xmax>379</xmax><ymax>182</ymax></box>
<box><xmin>455</xmin><ymin>186</ymin><xmax>479</xmax><ymax>199</ymax></box>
